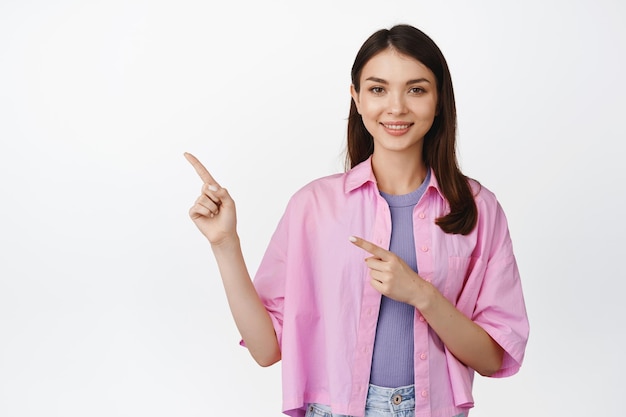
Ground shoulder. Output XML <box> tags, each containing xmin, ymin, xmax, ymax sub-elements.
<box><xmin>468</xmin><ymin>177</ymin><xmax>499</xmax><ymax>211</ymax></box>
<box><xmin>467</xmin><ymin>177</ymin><xmax>512</xmax><ymax>245</ymax></box>
<box><xmin>284</xmin><ymin>172</ymin><xmax>349</xmax><ymax>211</ymax></box>
<box><xmin>293</xmin><ymin>172</ymin><xmax>346</xmax><ymax>197</ymax></box>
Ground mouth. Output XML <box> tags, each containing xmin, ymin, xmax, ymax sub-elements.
<box><xmin>381</xmin><ymin>123</ymin><xmax>413</xmax><ymax>130</ymax></box>
<box><xmin>381</xmin><ymin>122</ymin><xmax>413</xmax><ymax>135</ymax></box>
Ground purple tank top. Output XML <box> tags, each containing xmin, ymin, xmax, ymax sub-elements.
<box><xmin>369</xmin><ymin>170</ymin><xmax>430</xmax><ymax>387</ymax></box>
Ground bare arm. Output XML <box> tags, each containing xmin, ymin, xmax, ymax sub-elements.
<box><xmin>349</xmin><ymin>236</ymin><xmax>503</xmax><ymax>376</ymax></box>
<box><xmin>413</xmin><ymin>283</ymin><xmax>503</xmax><ymax>376</ymax></box>
<box><xmin>185</xmin><ymin>152</ymin><xmax>280</xmax><ymax>367</ymax></box>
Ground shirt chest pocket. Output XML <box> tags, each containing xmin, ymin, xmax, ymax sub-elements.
<box><xmin>443</xmin><ymin>256</ymin><xmax>473</xmax><ymax>303</ymax></box>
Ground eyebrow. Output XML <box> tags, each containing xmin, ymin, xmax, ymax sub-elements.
<box><xmin>364</xmin><ymin>76</ymin><xmax>432</xmax><ymax>85</ymax></box>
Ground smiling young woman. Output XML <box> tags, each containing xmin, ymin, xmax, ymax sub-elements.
<box><xmin>350</xmin><ymin>48</ymin><xmax>439</xmax><ymax>195</ymax></box>
<box><xmin>186</xmin><ymin>24</ymin><xmax>529</xmax><ymax>417</ymax></box>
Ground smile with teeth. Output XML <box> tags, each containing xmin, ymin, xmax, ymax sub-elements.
<box><xmin>382</xmin><ymin>123</ymin><xmax>412</xmax><ymax>130</ymax></box>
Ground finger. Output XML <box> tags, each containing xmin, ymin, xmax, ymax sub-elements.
<box><xmin>184</xmin><ymin>152</ymin><xmax>220</xmax><ymax>186</ymax></box>
<box><xmin>349</xmin><ymin>236</ymin><xmax>390</xmax><ymax>259</ymax></box>
<box><xmin>364</xmin><ymin>257</ymin><xmax>387</xmax><ymax>272</ymax></box>
<box><xmin>210</xmin><ymin>185</ymin><xmax>236</xmax><ymax>209</ymax></box>
<box><xmin>196</xmin><ymin>194</ymin><xmax>220</xmax><ymax>214</ymax></box>
<box><xmin>370</xmin><ymin>277</ymin><xmax>384</xmax><ymax>290</ymax></box>
<box><xmin>189</xmin><ymin>203</ymin><xmax>216</xmax><ymax>219</ymax></box>
<box><xmin>368</xmin><ymin>268</ymin><xmax>385</xmax><ymax>283</ymax></box>
<box><xmin>202</xmin><ymin>183</ymin><xmax>222</xmax><ymax>205</ymax></box>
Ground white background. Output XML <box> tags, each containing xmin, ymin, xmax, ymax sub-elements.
<box><xmin>1</xmin><ymin>0</ymin><xmax>624</xmax><ymax>416</ymax></box>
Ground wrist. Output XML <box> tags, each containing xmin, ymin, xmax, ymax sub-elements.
<box><xmin>210</xmin><ymin>234</ymin><xmax>241</xmax><ymax>252</ymax></box>
<box><xmin>412</xmin><ymin>279</ymin><xmax>440</xmax><ymax>312</ymax></box>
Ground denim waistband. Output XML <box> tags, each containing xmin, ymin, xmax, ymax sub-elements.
<box><xmin>365</xmin><ymin>383</ymin><xmax>415</xmax><ymax>412</ymax></box>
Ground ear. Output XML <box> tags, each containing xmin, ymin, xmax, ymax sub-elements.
<box><xmin>350</xmin><ymin>84</ymin><xmax>361</xmax><ymax>114</ymax></box>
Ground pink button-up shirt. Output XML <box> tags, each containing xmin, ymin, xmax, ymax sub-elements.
<box><xmin>250</xmin><ymin>158</ymin><xmax>529</xmax><ymax>417</ymax></box>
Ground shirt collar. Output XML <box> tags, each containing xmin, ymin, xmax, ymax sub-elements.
<box><xmin>343</xmin><ymin>156</ymin><xmax>444</xmax><ymax>199</ymax></box>
<box><xmin>343</xmin><ymin>156</ymin><xmax>378</xmax><ymax>193</ymax></box>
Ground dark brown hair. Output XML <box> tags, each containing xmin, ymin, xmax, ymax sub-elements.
<box><xmin>346</xmin><ymin>24</ymin><xmax>477</xmax><ymax>235</ymax></box>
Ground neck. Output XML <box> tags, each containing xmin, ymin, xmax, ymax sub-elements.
<box><xmin>371</xmin><ymin>150</ymin><xmax>427</xmax><ymax>195</ymax></box>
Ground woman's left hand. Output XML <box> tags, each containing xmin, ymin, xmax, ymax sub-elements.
<box><xmin>350</xmin><ymin>235</ymin><xmax>504</xmax><ymax>375</ymax></box>
<box><xmin>349</xmin><ymin>236</ymin><xmax>434</xmax><ymax>309</ymax></box>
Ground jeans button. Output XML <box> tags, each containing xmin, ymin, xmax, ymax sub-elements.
<box><xmin>392</xmin><ymin>394</ymin><xmax>402</xmax><ymax>405</ymax></box>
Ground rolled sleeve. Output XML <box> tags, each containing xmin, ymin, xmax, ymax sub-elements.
<box><xmin>240</xmin><ymin>209</ymin><xmax>290</xmax><ymax>349</ymax></box>
<box><xmin>472</xmin><ymin>253</ymin><xmax>528</xmax><ymax>377</ymax></box>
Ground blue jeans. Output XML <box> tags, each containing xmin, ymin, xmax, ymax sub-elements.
<box><xmin>306</xmin><ymin>384</ymin><xmax>415</xmax><ymax>417</ymax></box>
<box><xmin>305</xmin><ymin>384</ymin><xmax>465</xmax><ymax>417</ymax></box>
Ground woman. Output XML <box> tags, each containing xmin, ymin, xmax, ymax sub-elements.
<box><xmin>185</xmin><ymin>24</ymin><xmax>529</xmax><ymax>417</ymax></box>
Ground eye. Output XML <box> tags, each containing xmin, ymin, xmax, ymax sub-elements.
<box><xmin>409</xmin><ymin>87</ymin><xmax>425</xmax><ymax>95</ymax></box>
<box><xmin>369</xmin><ymin>86</ymin><xmax>385</xmax><ymax>95</ymax></box>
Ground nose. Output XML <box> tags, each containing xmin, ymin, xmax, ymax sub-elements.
<box><xmin>387</xmin><ymin>92</ymin><xmax>407</xmax><ymax>115</ymax></box>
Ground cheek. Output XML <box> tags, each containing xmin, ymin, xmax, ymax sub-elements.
<box><xmin>417</xmin><ymin>100</ymin><xmax>438</xmax><ymax>119</ymax></box>
<box><xmin>360</xmin><ymin>100</ymin><xmax>383</xmax><ymax>119</ymax></box>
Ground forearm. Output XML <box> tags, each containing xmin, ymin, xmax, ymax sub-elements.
<box><xmin>417</xmin><ymin>284</ymin><xmax>504</xmax><ymax>376</ymax></box>
<box><xmin>211</xmin><ymin>236</ymin><xmax>281</xmax><ymax>367</ymax></box>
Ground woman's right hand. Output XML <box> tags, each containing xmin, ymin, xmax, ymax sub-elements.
<box><xmin>184</xmin><ymin>152</ymin><xmax>238</xmax><ymax>246</ymax></box>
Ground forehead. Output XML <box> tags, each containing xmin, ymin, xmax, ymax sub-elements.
<box><xmin>360</xmin><ymin>48</ymin><xmax>435</xmax><ymax>83</ymax></box>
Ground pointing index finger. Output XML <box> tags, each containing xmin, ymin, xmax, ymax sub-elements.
<box><xmin>184</xmin><ymin>152</ymin><xmax>220</xmax><ymax>186</ymax></box>
<box><xmin>349</xmin><ymin>236</ymin><xmax>389</xmax><ymax>259</ymax></box>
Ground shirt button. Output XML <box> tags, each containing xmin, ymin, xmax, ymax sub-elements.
<box><xmin>377</xmin><ymin>238</ymin><xmax>383</xmax><ymax>245</ymax></box>
<box><xmin>420</xmin><ymin>245</ymin><xmax>429</xmax><ymax>252</ymax></box>
<box><xmin>420</xmin><ymin>353</ymin><xmax>427</xmax><ymax>360</ymax></box>
<box><xmin>419</xmin><ymin>315</ymin><xmax>426</xmax><ymax>322</ymax></box>
<box><xmin>421</xmin><ymin>390</ymin><xmax>428</xmax><ymax>398</ymax></box>
<box><xmin>418</xmin><ymin>212</ymin><xmax>425</xmax><ymax>219</ymax></box>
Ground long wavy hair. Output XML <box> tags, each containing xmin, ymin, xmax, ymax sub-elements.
<box><xmin>346</xmin><ymin>24</ymin><xmax>477</xmax><ymax>235</ymax></box>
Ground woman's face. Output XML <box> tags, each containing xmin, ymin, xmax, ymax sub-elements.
<box><xmin>351</xmin><ymin>48</ymin><xmax>438</xmax><ymax>156</ymax></box>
